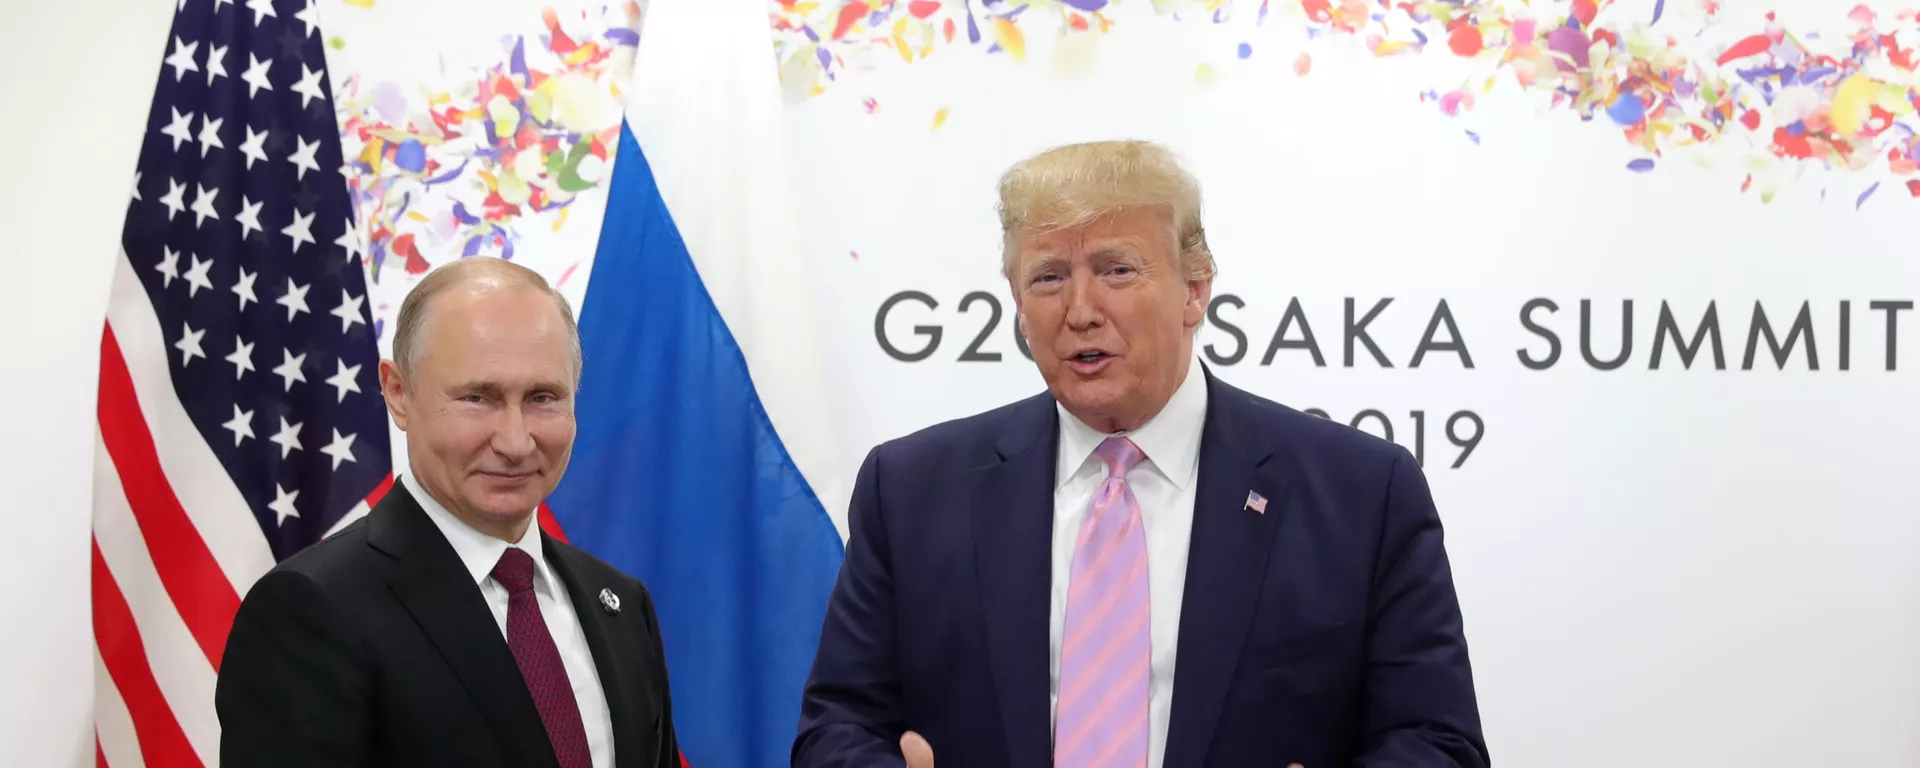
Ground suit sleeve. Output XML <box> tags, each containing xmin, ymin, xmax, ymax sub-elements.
<box><xmin>215</xmin><ymin>569</ymin><xmax>372</xmax><ymax>768</ymax></box>
<box><xmin>636</xmin><ymin>583</ymin><xmax>683</xmax><ymax>768</ymax></box>
<box><xmin>1357</xmin><ymin>447</ymin><xmax>1492</xmax><ymax>768</ymax></box>
<box><xmin>792</xmin><ymin>447</ymin><xmax>907</xmax><ymax>767</ymax></box>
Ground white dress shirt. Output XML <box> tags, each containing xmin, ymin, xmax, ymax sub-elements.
<box><xmin>1048</xmin><ymin>354</ymin><xmax>1207</xmax><ymax>768</ymax></box>
<box><xmin>403</xmin><ymin>474</ymin><xmax>615</xmax><ymax>768</ymax></box>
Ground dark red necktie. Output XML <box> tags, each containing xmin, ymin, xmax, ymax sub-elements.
<box><xmin>491</xmin><ymin>547</ymin><xmax>593</xmax><ymax>768</ymax></box>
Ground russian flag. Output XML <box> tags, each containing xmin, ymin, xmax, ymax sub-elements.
<box><xmin>544</xmin><ymin>1</ymin><xmax>848</xmax><ymax>766</ymax></box>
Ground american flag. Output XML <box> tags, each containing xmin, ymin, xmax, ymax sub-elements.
<box><xmin>92</xmin><ymin>0</ymin><xmax>392</xmax><ymax>764</ymax></box>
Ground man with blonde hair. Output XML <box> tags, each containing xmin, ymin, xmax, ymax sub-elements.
<box><xmin>795</xmin><ymin>141</ymin><xmax>1487</xmax><ymax>767</ymax></box>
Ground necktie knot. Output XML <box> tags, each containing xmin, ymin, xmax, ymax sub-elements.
<box><xmin>1095</xmin><ymin>436</ymin><xmax>1145</xmax><ymax>479</ymax></box>
<box><xmin>491</xmin><ymin>547</ymin><xmax>536</xmax><ymax>594</ymax></box>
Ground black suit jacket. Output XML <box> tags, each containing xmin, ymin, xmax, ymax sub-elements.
<box><xmin>215</xmin><ymin>482</ymin><xmax>679</xmax><ymax>768</ymax></box>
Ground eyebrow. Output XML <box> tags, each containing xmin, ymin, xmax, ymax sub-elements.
<box><xmin>449</xmin><ymin>381</ymin><xmax>571</xmax><ymax>397</ymax></box>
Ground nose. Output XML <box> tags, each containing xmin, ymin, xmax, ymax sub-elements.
<box><xmin>1063</xmin><ymin>269</ymin><xmax>1104</xmax><ymax>331</ymax></box>
<box><xmin>490</xmin><ymin>404</ymin><xmax>536</xmax><ymax>462</ymax></box>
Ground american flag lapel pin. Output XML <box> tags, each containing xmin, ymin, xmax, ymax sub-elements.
<box><xmin>1244</xmin><ymin>490</ymin><xmax>1268</xmax><ymax>514</ymax></box>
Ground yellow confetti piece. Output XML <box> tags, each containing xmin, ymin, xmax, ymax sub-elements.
<box><xmin>932</xmin><ymin>107</ymin><xmax>950</xmax><ymax>130</ymax></box>
<box><xmin>1831</xmin><ymin>74</ymin><xmax>1875</xmax><ymax>136</ymax></box>
<box><xmin>1195</xmin><ymin>63</ymin><xmax>1221</xmax><ymax>86</ymax></box>
<box><xmin>1052</xmin><ymin>33</ymin><xmax>1099</xmax><ymax>80</ymax></box>
<box><xmin>343</xmin><ymin>0</ymin><xmax>374</xmax><ymax>7</ymax></box>
<box><xmin>407</xmin><ymin>211</ymin><xmax>430</xmax><ymax>222</ymax></box>
<box><xmin>992</xmin><ymin>17</ymin><xmax>1026</xmax><ymax>62</ymax></box>
<box><xmin>358</xmin><ymin>142</ymin><xmax>384</xmax><ymax>174</ymax></box>
<box><xmin>893</xmin><ymin>17</ymin><xmax>913</xmax><ymax>64</ymax></box>
<box><xmin>1827</xmin><ymin>74</ymin><xmax>1873</xmax><ymax>135</ymax></box>
<box><xmin>327</xmin><ymin>36</ymin><xmax>346</xmax><ymax>50</ymax></box>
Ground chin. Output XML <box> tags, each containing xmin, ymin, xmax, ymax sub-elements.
<box><xmin>1055</xmin><ymin>385</ymin><xmax>1125</xmax><ymax>416</ymax></box>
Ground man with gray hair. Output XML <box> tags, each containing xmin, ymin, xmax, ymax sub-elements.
<box><xmin>217</xmin><ymin>257</ymin><xmax>681</xmax><ymax>768</ymax></box>
<box><xmin>795</xmin><ymin>140</ymin><xmax>1487</xmax><ymax>767</ymax></box>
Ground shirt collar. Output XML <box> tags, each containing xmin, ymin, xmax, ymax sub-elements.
<box><xmin>1055</xmin><ymin>354</ymin><xmax>1209</xmax><ymax>490</ymax></box>
<box><xmin>402</xmin><ymin>473</ymin><xmax>557</xmax><ymax>594</ymax></box>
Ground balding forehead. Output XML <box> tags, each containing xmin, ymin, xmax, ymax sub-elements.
<box><xmin>392</xmin><ymin>260</ymin><xmax>583</xmax><ymax>381</ymax></box>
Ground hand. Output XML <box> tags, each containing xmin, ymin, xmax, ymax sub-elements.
<box><xmin>900</xmin><ymin>731</ymin><xmax>933</xmax><ymax>768</ymax></box>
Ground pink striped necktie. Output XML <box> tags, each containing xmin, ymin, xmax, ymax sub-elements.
<box><xmin>1055</xmin><ymin>436</ymin><xmax>1151</xmax><ymax>768</ymax></box>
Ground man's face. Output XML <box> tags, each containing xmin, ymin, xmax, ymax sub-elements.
<box><xmin>380</xmin><ymin>283</ymin><xmax>577</xmax><ymax>538</ymax></box>
<box><xmin>1011</xmin><ymin>206</ymin><xmax>1210</xmax><ymax>432</ymax></box>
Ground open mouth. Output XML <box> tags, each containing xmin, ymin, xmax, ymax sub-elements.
<box><xmin>1066</xmin><ymin>349</ymin><xmax>1114</xmax><ymax>373</ymax></box>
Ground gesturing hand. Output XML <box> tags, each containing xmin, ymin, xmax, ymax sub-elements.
<box><xmin>900</xmin><ymin>731</ymin><xmax>934</xmax><ymax>768</ymax></box>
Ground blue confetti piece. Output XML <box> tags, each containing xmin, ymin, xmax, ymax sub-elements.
<box><xmin>1061</xmin><ymin>0</ymin><xmax>1108</xmax><ymax>9</ymax></box>
<box><xmin>1413</xmin><ymin>28</ymin><xmax>1428</xmax><ymax>44</ymax></box>
<box><xmin>605</xmin><ymin>27</ymin><xmax>639</xmax><ymax>47</ymax></box>
<box><xmin>1465</xmin><ymin>130</ymin><xmax>1481</xmax><ymax>144</ymax></box>
<box><xmin>1651</xmin><ymin>0</ymin><xmax>1666</xmax><ymax>25</ymax></box>
<box><xmin>1856</xmin><ymin>182</ymin><xmax>1880</xmax><ymax>210</ymax></box>
<box><xmin>1238</xmin><ymin>42</ymin><xmax>1253</xmax><ymax>59</ymax></box>
<box><xmin>395</xmin><ymin>140</ymin><xmax>427</xmax><ymax>174</ymax></box>
<box><xmin>1607</xmin><ymin>94</ymin><xmax>1647</xmax><ymax>126</ymax></box>
<box><xmin>1627</xmin><ymin>158</ymin><xmax>1656</xmax><ymax>172</ymax></box>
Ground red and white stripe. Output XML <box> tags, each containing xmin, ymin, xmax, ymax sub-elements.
<box><xmin>92</xmin><ymin>250</ymin><xmax>388</xmax><ymax>767</ymax></box>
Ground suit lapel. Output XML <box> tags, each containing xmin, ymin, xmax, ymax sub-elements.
<box><xmin>1162</xmin><ymin>371</ymin><xmax>1286</xmax><ymax>768</ymax></box>
<box><xmin>545</xmin><ymin>539</ymin><xmax>655</xmax><ymax>768</ymax></box>
<box><xmin>971</xmin><ymin>396</ymin><xmax>1059</xmax><ymax>768</ymax></box>
<box><xmin>371</xmin><ymin>484</ymin><xmax>558</xmax><ymax>768</ymax></box>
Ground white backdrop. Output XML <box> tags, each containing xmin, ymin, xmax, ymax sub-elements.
<box><xmin>775</xmin><ymin>0</ymin><xmax>1920</xmax><ymax>765</ymax></box>
<box><xmin>1</xmin><ymin>0</ymin><xmax>178</xmax><ymax>764</ymax></box>
<box><xmin>5</xmin><ymin>0</ymin><xmax>1919</xmax><ymax>765</ymax></box>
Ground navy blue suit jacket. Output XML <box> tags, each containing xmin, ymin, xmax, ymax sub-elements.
<box><xmin>794</xmin><ymin>367</ymin><xmax>1487</xmax><ymax>767</ymax></box>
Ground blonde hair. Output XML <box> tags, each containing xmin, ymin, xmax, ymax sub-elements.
<box><xmin>995</xmin><ymin>139</ymin><xmax>1215</xmax><ymax>282</ymax></box>
<box><xmin>391</xmin><ymin>257</ymin><xmax>582</xmax><ymax>381</ymax></box>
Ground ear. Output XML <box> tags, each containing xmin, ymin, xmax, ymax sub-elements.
<box><xmin>1184</xmin><ymin>277</ymin><xmax>1213</xmax><ymax>330</ymax></box>
<box><xmin>378</xmin><ymin>359</ymin><xmax>412</xmax><ymax>431</ymax></box>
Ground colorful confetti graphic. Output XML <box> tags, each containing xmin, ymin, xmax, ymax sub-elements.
<box><xmin>770</xmin><ymin>0</ymin><xmax>1920</xmax><ymax>204</ymax></box>
<box><xmin>335</xmin><ymin>3</ymin><xmax>640</xmax><ymax>280</ymax></box>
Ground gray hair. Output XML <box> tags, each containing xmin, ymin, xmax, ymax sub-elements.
<box><xmin>390</xmin><ymin>257</ymin><xmax>583</xmax><ymax>382</ymax></box>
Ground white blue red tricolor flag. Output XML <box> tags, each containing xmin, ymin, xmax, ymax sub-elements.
<box><xmin>93</xmin><ymin>0</ymin><xmax>391</xmax><ymax>764</ymax></box>
<box><xmin>544</xmin><ymin>1</ymin><xmax>848</xmax><ymax>766</ymax></box>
